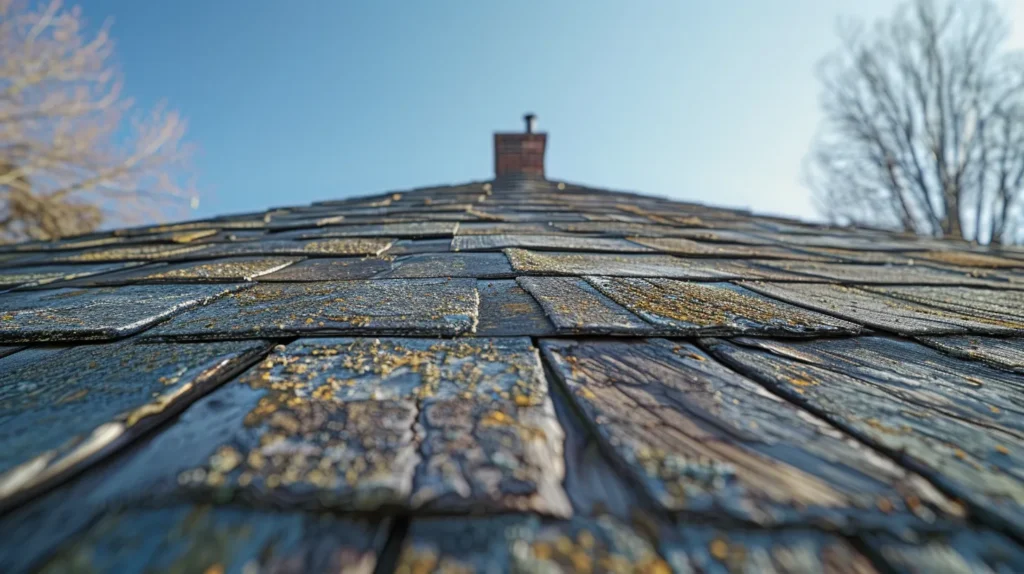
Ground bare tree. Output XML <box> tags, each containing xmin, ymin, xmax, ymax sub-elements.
<box><xmin>808</xmin><ymin>0</ymin><xmax>1024</xmax><ymax>244</ymax></box>
<box><xmin>0</xmin><ymin>0</ymin><xmax>196</xmax><ymax>242</ymax></box>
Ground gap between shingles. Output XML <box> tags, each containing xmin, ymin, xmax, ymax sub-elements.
<box><xmin>533</xmin><ymin>342</ymin><xmax>658</xmax><ymax>523</ymax></box>
<box><xmin>372</xmin><ymin>514</ymin><xmax>410</xmax><ymax>574</ymax></box>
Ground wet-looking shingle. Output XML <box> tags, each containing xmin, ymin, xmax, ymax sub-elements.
<box><xmin>1</xmin><ymin>172</ymin><xmax>1024</xmax><ymax>572</ymax></box>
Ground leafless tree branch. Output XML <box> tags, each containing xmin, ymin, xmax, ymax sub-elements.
<box><xmin>809</xmin><ymin>0</ymin><xmax>1024</xmax><ymax>244</ymax></box>
<box><xmin>0</xmin><ymin>0</ymin><xmax>197</xmax><ymax>242</ymax></box>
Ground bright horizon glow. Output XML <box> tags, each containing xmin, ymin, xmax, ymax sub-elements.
<box><xmin>83</xmin><ymin>0</ymin><xmax>1024</xmax><ymax>224</ymax></box>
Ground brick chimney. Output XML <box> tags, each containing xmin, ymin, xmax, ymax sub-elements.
<box><xmin>494</xmin><ymin>114</ymin><xmax>547</xmax><ymax>177</ymax></box>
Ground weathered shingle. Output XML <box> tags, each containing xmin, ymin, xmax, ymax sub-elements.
<box><xmin>257</xmin><ymin>256</ymin><xmax>392</xmax><ymax>281</ymax></box>
<box><xmin>145</xmin><ymin>279</ymin><xmax>479</xmax><ymax>339</ymax></box>
<box><xmin>377</xmin><ymin>252</ymin><xmax>514</xmax><ymax>279</ymax></box>
<box><xmin>1</xmin><ymin>172</ymin><xmax>1023</xmax><ymax>571</ymax></box>
<box><xmin>398</xmin><ymin>516</ymin><xmax>669</xmax><ymax>574</ymax></box>
<box><xmin>542</xmin><ymin>338</ymin><xmax>956</xmax><ymax>527</ymax></box>
<box><xmin>586</xmin><ymin>277</ymin><xmax>861</xmax><ymax>336</ymax></box>
<box><xmin>453</xmin><ymin>234</ymin><xmax>654</xmax><ymax>253</ymax></box>
<box><xmin>917</xmin><ymin>335</ymin><xmax>1024</xmax><ymax>371</ymax></box>
<box><xmin>0</xmin><ymin>284</ymin><xmax>244</xmax><ymax>342</ymax></box>
<box><xmin>475</xmin><ymin>280</ymin><xmax>555</xmax><ymax>336</ymax></box>
<box><xmin>518</xmin><ymin>276</ymin><xmax>654</xmax><ymax>334</ymax></box>
<box><xmin>0</xmin><ymin>340</ymin><xmax>268</xmax><ymax>507</ymax></box>
<box><xmin>0</xmin><ymin>262</ymin><xmax>140</xmax><ymax>289</ymax></box>
<box><xmin>741</xmin><ymin>281</ymin><xmax>1024</xmax><ymax>334</ymax></box>
<box><xmin>194</xmin><ymin>237</ymin><xmax>394</xmax><ymax>258</ymax></box>
<box><xmin>705</xmin><ymin>337</ymin><xmax>1024</xmax><ymax>536</ymax></box>
<box><xmin>33</xmin><ymin>506</ymin><xmax>389</xmax><ymax>574</ymax></box>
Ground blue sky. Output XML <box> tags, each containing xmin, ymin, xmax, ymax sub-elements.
<box><xmin>82</xmin><ymin>1</ymin><xmax>1024</xmax><ymax>222</ymax></box>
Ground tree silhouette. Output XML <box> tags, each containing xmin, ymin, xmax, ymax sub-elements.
<box><xmin>809</xmin><ymin>0</ymin><xmax>1024</xmax><ymax>244</ymax></box>
<box><xmin>0</xmin><ymin>0</ymin><xmax>196</xmax><ymax>242</ymax></box>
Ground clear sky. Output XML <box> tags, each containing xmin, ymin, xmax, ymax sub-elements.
<box><xmin>82</xmin><ymin>1</ymin><xmax>1024</xmax><ymax>223</ymax></box>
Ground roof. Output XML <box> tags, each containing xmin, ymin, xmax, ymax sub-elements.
<box><xmin>1</xmin><ymin>173</ymin><xmax>1024</xmax><ymax>572</ymax></box>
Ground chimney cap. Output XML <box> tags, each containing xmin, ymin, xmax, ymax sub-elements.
<box><xmin>524</xmin><ymin>113</ymin><xmax>537</xmax><ymax>134</ymax></box>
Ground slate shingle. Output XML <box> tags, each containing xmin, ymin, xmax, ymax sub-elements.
<box><xmin>193</xmin><ymin>237</ymin><xmax>394</xmax><ymax>258</ymax></box>
<box><xmin>475</xmin><ymin>279</ymin><xmax>555</xmax><ymax>336</ymax></box>
<box><xmin>917</xmin><ymin>335</ymin><xmax>1024</xmax><ymax>372</ymax></box>
<box><xmin>398</xmin><ymin>516</ymin><xmax>669</xmax><ymax>573</ymax></box>
<box><xmin>0</xmin><ymin>284</ymin><xmax>245</xmax><ymax>342</ymax></box>
<box><xmin>146</xmin><ymin>279</ymin><xmax>479</xmax><ymax>339</ymax></box>
<box><xmin>0</xmin><ymin>340</ymin><xmax>268</xmax><ymax>506</ymax></box>
<box><xmin>542</xmin><ymin>338</ymin><xmax>956</xmax><ymax>526</ymax></box>
<box><xmin>35</xmin><ymin>338</ymin><xmax>570</xmax><ymax>517</ymax></box>
<box><xmin>0</xmin><ymin>262</ymin><xmax>140</xmax><ymax>288</ymax></box>
<box><xmin>377</xmin><ymin>252</ymin><xmax>514</xmax><ymax>279</ymax></box>
<box><xmin>46</xmin><ymin>243</ymin><xmax>212</xmax><ymax>263</ymax></box>
<box><xmin>586</xmin><ymin>277</ymin><xmax>862</xmax><ymax>336</ymax></box>
<box><xmin>754</xmin><ymin>260</ymin><xmax>1024</xmax><ymax>288</ymax></box>
<box><xmin>740</xmin><ymin>281</ymin><xmax>1024</xmax><ymax>334</ymax></box>
<box><xmin>39</xmin><ymin>257</ymin><xmax>301</xmax><ymax>286</ymax></box>
<box><xmin>257</xmin><ymin>256</ymin><xmax>392</xmax><ymax>281</ymax></box>
<box><xmin>517</xmin><ymin>276</ymin><xmax>653</xmax><ymax>334</ymax></box>
<box><xmin>295</xmin><ymin>221</ymin><xmax>458</xmax><ymax>239</ymax></box>
<box><xmin>453</xmin><ymin>234</ymin><xmax>654</xmax><ymax>253</ymax></box>
<box><xmin>37</xmin><ymin>506</ymin><xmax>389</xmax><ymax>574</ymax></box>
<box><xmin>2</xmin><ymin>172</ymin><xmax>1024</xmax><ymax>569</ymax></box>
<box><xmin>705</xmin><ymin>337</ymin><xmax>1024</xmax><ymax>536</ymax></box>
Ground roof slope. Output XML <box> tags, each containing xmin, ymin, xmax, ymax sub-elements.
<box><xmin>1</xmin><ymin>175</ymin><xmax>1024</xmax><ymax>572</ymax></box>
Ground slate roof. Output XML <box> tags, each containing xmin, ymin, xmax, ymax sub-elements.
<box><xmin>1</xmin><ymin>174</ymin><xmax>1024</xmax><ymax>572</ymax></box>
